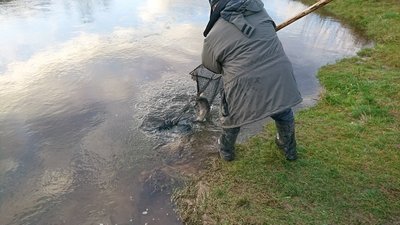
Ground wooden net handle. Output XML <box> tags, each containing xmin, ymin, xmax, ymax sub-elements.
<box><xmin>275</xmin><ymin>0</ymin><xmax>334</xmax><ymax>31</ymax></box>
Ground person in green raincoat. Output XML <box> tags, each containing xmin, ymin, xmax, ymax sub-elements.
<box><xmin>202</xmin><ymin>0</ymin><xmax>302</xmax><ymax>161</ymax></box>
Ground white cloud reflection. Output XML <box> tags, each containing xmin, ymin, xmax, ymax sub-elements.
<box><xmin>137</xmin><ymin>0</ymin><xmax>171</xmax><ymax>22</ymax></box>
<box><xmin>0</xmin><ymin>24</ymin><xmax>203</xmax><ymax>119</ymax></box>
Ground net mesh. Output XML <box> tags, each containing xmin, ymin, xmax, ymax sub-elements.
<box><xmin>190</xmin><ymin>64</ymin><xmax>222</xmax><ymax>105</ymax></box>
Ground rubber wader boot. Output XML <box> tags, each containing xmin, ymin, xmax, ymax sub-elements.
<box><xmin>218</xmin><ymin>127</ymin><xmax>240</xmax><ymax>161</ymax></box>
<box><xmin>275</xmin><ymin>121</ymin><xmax>298</xmax><ymax>161</ymax></box>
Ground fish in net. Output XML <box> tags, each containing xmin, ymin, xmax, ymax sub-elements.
<box><xmin>150</xmin><ymin>65</ymin><xmax>222</xmax><ymax>131</ymax></box>
<box><xmin>190</xmin><ymin>64</ymin><xmax>223</xmax><ymax>122</ymax></box>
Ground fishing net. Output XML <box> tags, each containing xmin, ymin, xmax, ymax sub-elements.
<box><xmin>140</xmin><ymin>65</ymin><xmax>223</xmax><ymax>131</ymax></box>
<box><xmin>190</xmin><ymin>64</ymin><xmax>223</xmax><ymax>105</ymax></box>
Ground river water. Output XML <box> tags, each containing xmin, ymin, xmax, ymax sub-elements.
<box><xmin>0</xmin><ymin>0</ymin><xmax>368</xmax><ymax>224</ymax></box>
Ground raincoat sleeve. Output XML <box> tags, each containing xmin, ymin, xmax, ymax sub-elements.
<box><xmin>202</xmin><ymin>38</ymin><xmax>222</xmax><ymax>74</ymax></box>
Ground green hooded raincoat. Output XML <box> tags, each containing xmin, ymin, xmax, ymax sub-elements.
<box><xmin>202</xmin><ymin>0</ymin><xmax>302</xmax><ymax>128</ymax></box>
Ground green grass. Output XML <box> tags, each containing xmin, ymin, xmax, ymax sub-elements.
<box><xmin>174</xmin><ymin>0</ymin><xmax>400</xmax><ymax>224</ymax></box>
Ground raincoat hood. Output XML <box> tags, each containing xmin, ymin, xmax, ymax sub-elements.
<box><xmin>221</xmin><ymin>0</ymin><xmax>264</xmax><ymax>37</ymax></box>
<box><xmin>204</xmin><ymin>0</ymin><xmax>265</xmax><ymax>37</ymax></box>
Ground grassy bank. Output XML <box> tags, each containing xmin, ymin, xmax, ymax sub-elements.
<box><xmin>174</xmin><ymin>0</ymin><xmax>400</xmax><ymax>224</ymax></box>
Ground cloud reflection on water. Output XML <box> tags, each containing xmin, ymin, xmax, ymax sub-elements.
<box><xmin>0</xmin><ymin>23</ymin><xmax>203</xmax><ymax>224</ymax></box>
